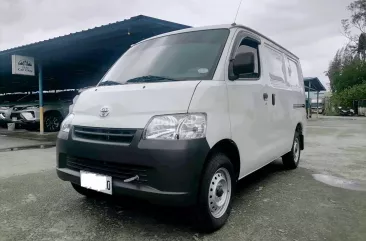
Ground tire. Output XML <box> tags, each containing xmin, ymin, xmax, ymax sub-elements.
<box><xmin>71</xmin><ymin>183</ymin><xmax>100</xmax><ymax>198</ymax></box>
<box><xmin>44</xmin><ymin>112</ymin><xmax>62</xmax><ymax>132</ymax></box>
<box><xmin>282</xmin><ymin>131</ymin><xmax>301</xmax><ymax>169</ymax></box>
<box><xmin>195</xmin><ymin>153</ymin><xmax>235</xmax><ymax>232</ymax></box>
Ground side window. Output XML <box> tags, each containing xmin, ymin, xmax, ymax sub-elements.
<box><xmin>286</xmin><ymin>57</ymin><xmax>301</xmax><ymax>88</ymax></box>
<box><xmin>233</xmin><ymin>38</ymin><xmax>260</xmax><ymax>79</ymax></box>
<box><xmin>265</xmin><ymin>45</ymin><xmax>287</xmax><ymax>88</ymax></box>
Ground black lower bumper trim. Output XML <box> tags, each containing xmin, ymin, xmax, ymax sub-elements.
<box><xmin>57</xmin><ymin>168</ymin><xmax>191</xmax><ymax>206</ymax></box>
<box><xmin>56</xmin><ymin>129</ymin><xmax>210</xmax><ymax>206</ymax></box>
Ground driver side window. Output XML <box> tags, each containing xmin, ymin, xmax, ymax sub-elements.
<box><xmin>234</xmin><ymin>38</ymin><xmax>260</xmax><ymax>79</ymax></box>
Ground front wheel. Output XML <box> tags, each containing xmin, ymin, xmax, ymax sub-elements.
<box><xmin>282</xmin><ymin>131</ymin><xmax>301</xmax><ymax>169</ymax></box>
<box><xmin>44</xmin><ymin>112</ymin><xmax>62</xmax><ymax>132</ymax></box>
<box><xmin>195</xmin><ymin>153</ymin><xmax>235</xmax><ymax>232</ymax></box>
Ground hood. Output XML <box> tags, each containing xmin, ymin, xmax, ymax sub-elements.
<box><xmin>0</xmin><ymin>104</ymin><xmax>12</xmax><ymax>109</ymax></box>
<box><xmin>13</xmin><ymin>100</ymin><xmax>60</xmax><ymax>108</ymax></box>
<box><xmin>12</xmin><ymin>101</ymin><xmax>39</xmax><ymax>110</ymax></box>
<box><xmin>0</xmin><ymin>102</ymin><xmax>17</xmax><ymax>108</ymax></box>
<box><xmin>72</xmin><ymin>81</ymin><xmax>201</xmax><ymax>128</ymax></box>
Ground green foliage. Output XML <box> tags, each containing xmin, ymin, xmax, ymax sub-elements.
<box><xmin>327</xmin><ymin>1</ymin><xmax>366</xmax><ymax>94</ymax></box>
<box><xmin>326</xmin><ymin>49</ymin><xmax>343</xmax><ymax>92</ymax></box>
<box><xmin>332</xmin><ymin>59</ymin><xmax>366</xmax><ymax>92</ymax></box>
<box><xmin>326</xmin><ymin>0</ymin><xmax>366</xmax><ymax>113</ymax></box>
<box><xmin>331</xmin><ymin>82</ymin><xmax>366</xmax><ymax>107</ymax></box>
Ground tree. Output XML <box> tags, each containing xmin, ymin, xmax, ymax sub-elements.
<box><xmin>341</xmin><ymin>0</ymin><xmax>366</xmax><ymax>56</ymax></box>
<box><xmin>357</xmin><ymin>33</ymin><xmax>366</xmax><ymax>60</ymax></box>
<box><xmin>327</xmin><ymin>0</ymin><xmax>366</xmax><ymax>92</ymax></box>
<box><xmin>333</xmin><ymin>59</ymin><xmax>366</xmax><ymax>92</ymax></box>
<box><xmin>331</xmin><ymin>82</ymin><xmax>366</xmax><ymax>107</ymax></box>
<box><xmin>327</xmin><ymin>0</ymin><xmax>366</xmax><ymax>111</ymax></box>
<box><xmin>326</xmin><ymin>49</ymin><xmax>343</xmax><ymax>92</ymax></box>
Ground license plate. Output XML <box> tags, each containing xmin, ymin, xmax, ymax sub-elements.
<box><xmin>80</xmin><ymin>171</ymin><xmax>112</xmax><ymax>195</ymax></box>
<box><xmin>12</xmin><ymin>117</ymin><xmax>17</xmax><ymax>121</ymax></box>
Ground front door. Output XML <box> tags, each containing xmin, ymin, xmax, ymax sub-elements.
<box><xmin>225</xmin><ymin>31</ymin><xmax>272</xmax><ymax>178</ymax></box>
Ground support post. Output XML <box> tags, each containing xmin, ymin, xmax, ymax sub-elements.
<box><xmin>317</xmin><ymin>91</ymin><xmax>319</xmax><ymax>118</ymax></box>
<box><xmin>308</xmin><ymin>82</ymin><xmax>311</xmax><ymax>118</ymax></box>
<box><xmin>38</xmin><ymin>64</ymin><xmax>44</xmax><ymax>134</ymax></box>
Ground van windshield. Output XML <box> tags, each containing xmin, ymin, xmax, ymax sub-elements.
<box><xmin>99</xmin><ymin>29</ymin><xmax>230</xmax><ymax>85</ymax></box>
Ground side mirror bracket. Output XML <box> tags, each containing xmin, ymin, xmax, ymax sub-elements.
<box><xmin>228</xmin><ymin>59</ymin><xmax>239</xmax><ymax>81</ymax></box>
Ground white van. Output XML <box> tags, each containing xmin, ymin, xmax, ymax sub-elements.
<box><xmin>56</xmin><ymin>24</ymin><xmax>306</xmax><ymax>231</ymax></box>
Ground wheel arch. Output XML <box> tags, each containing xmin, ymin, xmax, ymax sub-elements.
<box><xmin>204</xmin><ymin>139</ymin><xmax>241</xmax><ymax>180</ymax></box>
<box><xmin>44</xmin><ymin>109</ymin><xmax>62</xmax><ymax>117</ymax></box>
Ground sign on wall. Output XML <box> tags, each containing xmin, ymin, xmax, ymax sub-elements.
<box><xmin>11</xmin><ymin>55</ymin><xmax>35</xmax><ymax>76</ymax></box>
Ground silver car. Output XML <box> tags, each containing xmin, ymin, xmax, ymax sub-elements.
<box><xmin>0</xmin><ymin>94</ymin><xmax>28</xmax><ymax>127</ymax></box>
<box><xmin>11</xmin><ymin>92</ymin><xmax>76</xmax><ymax>132</ymax></box>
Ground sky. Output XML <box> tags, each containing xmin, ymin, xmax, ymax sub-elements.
<box><xmin>0</xmin><ymin>0</ymin><xmax>354</xmax><ymax>88</ymax></box>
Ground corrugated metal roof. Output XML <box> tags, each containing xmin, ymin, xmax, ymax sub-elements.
<box><xmin>0</xmin><ymin>15</ymin><xmax>190</xmax><ymax>94</ymax></box>
<box><xmin>0</xmin><ymin>15</ymin><xmax>190</xmax><ymax>55</ymax></box>
<box><xmin>304</xmin><ymin>77</ymin><xmax>326</xmax><ymax>92</ymax></box>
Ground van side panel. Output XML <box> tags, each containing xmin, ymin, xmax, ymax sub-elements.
<box><xmin>187</xmin><ymin>81</ymin><xmax>231</xmax><ymax>148</ymax></box>
<box><xmin>224</xmin><ymin>30</ymin><xmax>275</xmax><ymax>179</ymax></box>
<box><xmin>262</xmin><ymin>41</ymin><xmax>306</xmax><ymax>158</ymax></box>
<box><xmin>291</xmin><ymin>59</ymin><xmax>307</xmax><ymax>136</ymax></box>
<box><xmin>261</xmin><ymin>43</ymin><xmax>294</xmax><ymax>157</ymax></box>
<box><xmin>282</xmin><ymin>54</ymin><xmax>307</xmax><ymax>139</ymax></box>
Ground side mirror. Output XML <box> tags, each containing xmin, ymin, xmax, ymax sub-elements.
<box><xmin>233</xmin><ymin>52</ymin><xmax>255</xmax><ymax>77</ymax></box>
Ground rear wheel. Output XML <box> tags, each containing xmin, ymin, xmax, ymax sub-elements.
<box><xmin>282</xmin><ymin>131</ymin><xmax>301</xmax><ymax>169</ymax></box>
<box><xmin>195</xmin><ymin>153</ymin><xmax>235</xmax><ymax>232</ymax></box>
<box><xmin>44</xmin><ymin>112</ymin><xmax>62</xmax><ymax>132</ymax></box>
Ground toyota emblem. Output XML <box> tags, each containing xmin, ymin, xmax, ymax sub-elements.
<box><xmin>100</xmin><ymin>106</ymin><xmax>110</xmax><ymax>117</ymax></box>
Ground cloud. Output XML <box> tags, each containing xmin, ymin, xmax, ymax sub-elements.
<box><xmin>0</xmin><ymin>0</ymin><xmax>355</xmax><ymax>89</ymax></box>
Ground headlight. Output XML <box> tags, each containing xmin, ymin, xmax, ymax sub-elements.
<box><xmin>143</xmin><ymin>113</ymin><xmax>207</xmax><ymax>140</ymax></box>
<box><xmin>60</xmin><ymin>114</ymin><xmax>74</xmax><ymax>133</ymax></box>
<box><xmin>0</xmin><ymin>106</ymin><xmax>9</xmax><ymax>110</ymax></box>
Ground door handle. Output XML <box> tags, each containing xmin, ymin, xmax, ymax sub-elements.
<box><xmin>272</xmin><ymin>94</ymin><xmax>276</xmax><ymax>106</ymax></box>
<box><xmin>263</xmin><ymin>93</ymin><xmax>268</xmax><ymax>101</ymax></box>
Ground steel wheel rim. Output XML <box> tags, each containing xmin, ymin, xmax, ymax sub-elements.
<box><xmin>208</xmin><ymin>167</ymin><xmax>232</xmax><ymax>219</ymax></box>
<box><xmin>293</xmin><ymin>137</ymin><xmax>300</xmax><ymax>163</ymax></box>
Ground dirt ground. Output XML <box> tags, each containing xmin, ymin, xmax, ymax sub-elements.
<box><xmin>0</xmin><ymin>117</ymin><xmax>366</xmax><ymax>241</ymax></box>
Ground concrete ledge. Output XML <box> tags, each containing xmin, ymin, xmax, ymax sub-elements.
<box><xmin>0</xmin><ymin>128</ymin><xmax>57</xmax><ymax>142</ymax></box>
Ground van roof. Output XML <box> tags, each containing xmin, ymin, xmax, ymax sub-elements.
<box><xmin>136</xmin><ymin>24</ymin><xmax>299</xmax><ymax>60</ymax></box>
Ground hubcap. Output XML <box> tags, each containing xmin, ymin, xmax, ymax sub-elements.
<box><xmin>208</xmin><ymin>167</ymin><xmax>232</xmax><ymax>218</ymax></box>
<box><xmin>293</xmin><ymin>137</ymin><xmax>300</xmax><ymax>163</ymax></box>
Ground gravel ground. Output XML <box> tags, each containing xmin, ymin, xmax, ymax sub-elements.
<box><xmin>1</xmin><ymin>117</ymin><xmax>366</xmax><ymax>241</ymax></box>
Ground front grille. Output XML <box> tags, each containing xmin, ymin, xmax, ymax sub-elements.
<box><xmin>13</xmin><ymin>107</ymin><xmax>27</xmax><ymax>111</ymax></box>
<box><xmin>73</xmin><ymin>126</ymin><xmax>136</xmax><ymax>144</ymax></box>
<box><xmin>66</xmin><ymin>156</ymin><xmax>149</xmax><ymax>183</ymax></box>
<box><xmin>10</xmin><ymin>113</ymin><xmax>22</xmax><ymax>120</ymax></box>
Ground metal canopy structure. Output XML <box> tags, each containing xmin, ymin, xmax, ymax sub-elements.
<box><xmin>304</xmin><ymin>77</ymin><xmax>326</xmax><ymax>118</ymax></box>
<box><xmin>0</xmin><ymin>15</ymin><xmax>190</xmax><ymax>94</ymax></box>
<box><xmin>304</xmin><ymin>77</ymin><xmax>326</xmax><ymax>92</ymax></box>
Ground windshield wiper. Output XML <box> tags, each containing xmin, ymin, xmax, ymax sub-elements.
<box><xmin>126</xmin><ymin>75</ymin><xmax>179</xmax><ymax>83</ymax></box>
<box><xmin>98</xmin><ymin>80</ymin><xmax>122</xmax><ymax>86</ymax></box>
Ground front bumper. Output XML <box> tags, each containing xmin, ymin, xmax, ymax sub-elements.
<box><xmin>56</xmin><ymin>128</ymin><xmax>210</xmax><ymax>206</ymax></box>
<box><xmin>11</xmin><ymin>110</ymin><xmax>40</xmax><ymax>124</ymax></box>
<box><xmin>311</xmin><ymin>108</ymin><xmax>323</xmax><ymax>114</ymax></box>
<box><xmin>0</xmin><ymin>109</ymin><xmax>12</xmax><ymax>123</ymax></box>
